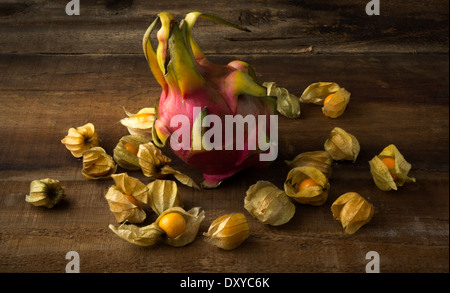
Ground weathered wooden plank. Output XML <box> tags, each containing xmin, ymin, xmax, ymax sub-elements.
<box><xmin>0</xmin><ymin>168</ymin><xmax>448</xmax><ymax>273</ymax></box>
<box><xmin>0</xmin><ymin>52</ymin><xmax>448</xmax><ymax>273</ymax></box>
<box><xmin>1</xmin><ymin>54</ymin><xmax>448</xmax><ymax>171</ymax></box>
<box><xmin>0</xmin><ymin>0</ymin><xmax>448</xmax><ymax>54</ymax></box>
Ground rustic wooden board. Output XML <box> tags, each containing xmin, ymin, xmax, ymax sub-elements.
<box><xmin>0</xmin><ymin>0</ymin><xmax>448</xmax><ymax>274</ymax></box>
<box><xmin>0</xmin><ymin>0</ymin><xmax>448</xmax><ymax>55</ymax></box>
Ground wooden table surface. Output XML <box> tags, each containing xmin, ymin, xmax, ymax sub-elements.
<box><xmin>0</xmin><ymin>0</ymin><xmax>448</xmax><ymax>273</ymax></box>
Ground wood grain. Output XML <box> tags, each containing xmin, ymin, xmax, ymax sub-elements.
<box><xmin>0</xmin><ymin>0</ymin><xmax>448</xmax><ymax>55</ymax></box>
<box><xmin>0</xmin><ymin>0</ymin><xmax>448</xmax><ymax>273</ymax></box>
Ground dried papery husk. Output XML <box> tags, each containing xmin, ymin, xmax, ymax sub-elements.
<box><xmin>109</xmin><ymin>222</ymin><xmax>163</xmax><ymax>247</ymax></box>
<box><xmin>203</xmin><ymin>213</ymin><xmax>249</xmax><ymax>250</ymax></box>
<box><xmin>138</xmin><ymin>142</ymin><xmax>200</xmax><ymax>189</ymax></box>
<box><xmin>331</xmin><ymin>192</ymin><xmax>374</xmax><ymax>234</ymax></box>
<box><xmin>82</xmin><ymin>147</ymin><xmax>117</xmax><ymax>179</ymax></box>
<box><xmin>113</xmin><ymin>135</ymin><xmax>150</xmax><ymax>170</ymax></box>
<box><xmin>300</xmin><ymin>82</ymin><xmax>341</xmax><ymax>105</ymax></box>
<box><xmin>285</xmin><ymin>150</ymin><xmax>333</xmax><ymax>178</ymax></box>
<box><xmin>137</xmin><ymin>142</ymin><xmax>172</xmax><ymax>178</ymax></box>
<box><xmin>284</xmin><ymin>166</ymin><xmax>329</xmax><ymax>206</ymax></box>
<box><xmin>110</xmin><ymin>173</ymin><xmax>149</xmax><ymax>203</ymax></box>
<box><xmin>324</xmin><ymin>127</ymin><xmax>360</xmax><ymax>162</ymax></box>
<box><xmin>105</xmin><ymin>173</ymin><xmax>148</xmax><ymax>223</ymax></box>
<box><xmin>159</xmin><ymin>165</ymin><xmax>201</xmax><ymax>190</ymax></box>
<box><xmin>154</xmin><ymin>207</ymin><xmax>205</xmax><ymax>247</ymax></box>
<box><xmin>147</xmin><ymin>179</ymin><xmax>183</xmax><ymax>215</ymax></box>
<box><xmin>26</xmin><ymin>178</ymin><xmax>65</xmax><ymax>208</ymax></box>
<box><xmin>322</xmin><ymin>87</ymin><xmax>351</xmax><ymax>118</ymax></box>
<box><xmin>61</xmin><ymin>123</ymin><xmax>99</xmax><ymax>158</ymax></box>
<box><xmin>120</xmin><ymin>107</ymin><xmax>156</xmax><ymax>140</ymax></box>
<box><xmin>244</xmin><ymin>181</ymin><xmax>295</xmax><ymax>226</ymax></box>
<box><xmin>263</xmin><ymin>82</ymin><xmax>301</xmax><ymax>119</ymax></box>
<box><xmin>369</xmin><ymin>144</ymin><xmax>416</xmax><ymax>191</ymax></box>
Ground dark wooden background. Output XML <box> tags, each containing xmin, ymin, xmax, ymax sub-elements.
<box><xmin>0</xmin><ymin>0</ymin><xmax>448</xmax><ymax>273</ymax></box>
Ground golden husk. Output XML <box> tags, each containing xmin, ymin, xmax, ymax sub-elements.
<box><xmin>284</xmin><ymin>166</ymin><xmax>329</xmax><ymax>206</ymax></box>
<box><xmin>26</xmin><ymin>178</ymin><xmax>65</xmax><ymax>208</ymax></box>
<box><xmin>244</xmin><ymin>181</ymin><xmax>295</xmax><ymax>226</ymax></box>
<box><xmin>82</xmin><ymin>147</ymin><xmax>117</xmax><ymax>179</ymax></box>
<box><xmin>137</xmin><ymin>142</ymin><xmax>172</xmax><ymax>178</ymax></box>
<box><xmin>331</xmin><ymin>192</ymin><xmax>374</xmax><ymax>234</ymax></box>
<box><xmin>369</xmin><ymin>144</ymin><xmax>416</xmax><ymax>191</ymax></box>
<box><xmin>160</xmin><ymin>166</ymin><xmax>201</xmax><ymax>190</ymax></box>
<box><xmin>322</xmin><ymin>88</ymin><xmax>351</xmax><ymax>118</ymax></box>
<box><xmin>203</xmin><ymin>213</ymin><xmax>250</xmax><ymax>250</ymax></box>
<box><xmin>113</xmin><ymin>135</ymin><xmax>150</xmax><ymax>170</ymax></box>
<box><xmin>324</xmin><ymin>127</ymin><xmax>360</xmax><ymax>162</ymax></box>
<box><xmin>285</xmin><ymin>150</ymin><xmax>333</xmax><ymax>178</ymax></box>
<box><xmin>147</xmin><ymin>179</ymin><xmax>183</xmax><ymax>215</ymax></box>
<box><xmin>105</xmin><ymin>173</ymin><xmax>148</xmax><ymax>223</ymax></box>
<box><xmin>61</xmin><ymin>123</ymin><xmax>99</xmax><ymax>158</ymax></box>
<box><xmin>263</xmin><ymin>82</ymin><xmax>301</xmax><ymax>119</ymax></box>
<box><xmin>154</xmin><ymin>207</ymin><xmax>205</xmax><ymax>247</ymax></box>
<box><xmin>299</xmin><ymin>82</ymin><xmax>341</xmax><ymax>105</ymax></box>
<box><xmin>120</xmin><ymin>107</ymin><xmax>156</xmax><ymax>140</ymax></box>
<box><xmin>138</xmin><ymin>142</ymin><xmax>200</xmax><ymax>189</ymax></box>
<box><xmin>109</xmin><ymin>222</ymin><xmax>163</xmax><ymax>247</ymax></box>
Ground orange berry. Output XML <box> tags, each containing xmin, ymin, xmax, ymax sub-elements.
<box><xmin>324</xmin><ymin>93</ymin><xmax>335</xmax><ymax>104</ymax></box>
<box><xmin>123</xmin><ymin>194</ymin><xmax>139</xmax><ymax>206</ymax></box>
<box><xmin>158</xmin><ymin>213</ymin><xmax>187</xmax><ymax>238</ymax></box>
<box><xmin>298</xmin><ymin>178</ymin><xmax>320</xmax><ymax>191</ymax></box>
<box><xmin>381</xmin><ymin>157</ymin><xmax>398</xmax><ymax>180</ymax></box>
<box><xmin>135</xmin><ymin>113</ymin><xmax>152</xmax><ymax>123</ymax></box>
<box><xmin>123</xmin><ymin>142</ymin><xmax>138</xmax><ymax>155</ymax></box>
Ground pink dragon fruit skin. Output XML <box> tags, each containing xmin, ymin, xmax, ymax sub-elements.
<box><xmin>143</xmin><ymin>12</ymin><xmax>276</xmax><ymax>187</ymax></box>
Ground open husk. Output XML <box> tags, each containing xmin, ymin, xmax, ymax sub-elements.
<box><xmin>120</xmin><ymin>107</ymin><xmax>156</xmax><ymax>140</ymax></box>
<box><xmin>82</xmin><ymin>147</ymin><xmax>117</xmax><ymax>179</ymax></box>
<box><xmin>300</xmin><ymin>82</ymin><xmax>350</xmax><ymax>118</ymax></box>
<box><xmin>284</xmin><ymin>166</ymin><xmax>329</xmax><ymax>206</ymax></box>
<box><xmin>105</xmin><ymin>173</ymin><xmax>148</xmax><ymax>223</ymax></box>
<box><xmin>154</xmin><ymin>207</ymin><xmax>205</xmax><ymax>247</ymax></box>
<box><xmin>324</xmin><ymin>127</ymin><xmax>360</xmax><ymax>162</ymax></box>
<box><xmin>113</xmin><ymin>135</ymin><xmax>150</xmax><ymax>170</ymax></box>
<box><xmin>322</xmin><ymin>88</ymin><xmax>351</xmax><ymax>118</ymax></box>
<box><xmin>109</xmin><ymin>222</ymin><xmax>163</xmax><ymax>247</ymax></box>
<box><xmin>26</xmin><ymin>178</ymin><xmax>65</xmax><ymax>208</ymax></box>
<box><xmin>300</xmin><ymin>82</ymin><xmax>341</xmax><ymax>105</ymax></box>
<box><xmin>369</xmin><ymin>144</ymin><xmax>416</xmax><ymax>191</ymax></box>
<box><xmin>285</xmin><ymin>150</ymin><xmax>333</xmax><ymax>178</ymax></box>
<box><xmin>244</xmin><ymin>181</ymin><xmax>295</xmax><ymax>226</ymax></box>
<box><xmin>204</xmin><ymin>213</ymin><xmax>249</xmax><ymax>250</ymax></box>
<box><xmin>331</xmin><ymin>192</ymin><xmax>374</xmax><ymax>234</ymax></box>
<box><xmin>147</xmin><ymin>179</ymin><xmax>183</xmax><ymax>215</ymax></box>
<box><xmin>109</xmin><ymin>207</ymin><xmax>204</xmax><ymax>248</ymax></box>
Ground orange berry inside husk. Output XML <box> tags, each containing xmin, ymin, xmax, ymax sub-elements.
<box><xmin>158</xmin><ymin>213</ymin><xmax>187</xmax><ymax>238</ymax></box>
<box><xmin>381</xmin><ymin>157</ymin><xmax>398</xmax><ymax>180</ymax></box>
<box><xmin>298</xmin><ymin>178</ymin><xmax>320</xmax><ymax>191</ymax></box>
<box><xmin>123</xmin><ymin>142</ymin><xmax>138</xmax><ymax>155</ymax></box>
<box><xmin>123</xmin><ymin>194</ymin><xmax>139</xmax><ymax>206</ymax></box>
<box><xmin>324</xmin><ymin>93</ymin><xmax>335</xmax><ymax>104</ymax></box>
<box><xmin>135</xmin><ymin>113</ymin><xmax>152</xmax><ymax>123</ymax></box>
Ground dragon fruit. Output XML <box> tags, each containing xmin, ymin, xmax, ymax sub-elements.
<box><xmin>143</xmin><ymin>12</ymin><xmax>277</xmax><ymax>187</ymax></box>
